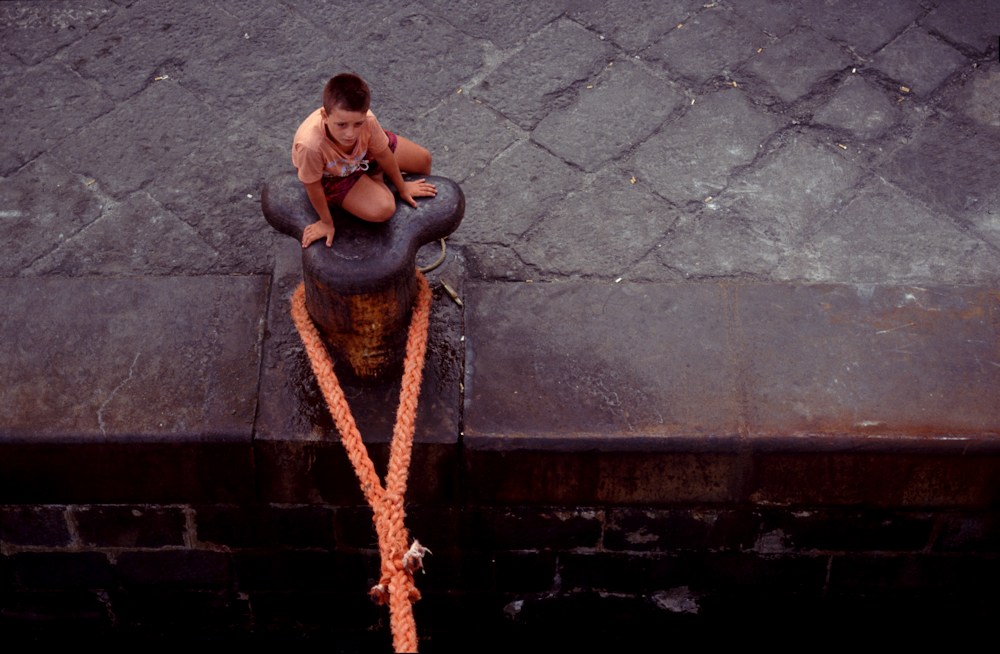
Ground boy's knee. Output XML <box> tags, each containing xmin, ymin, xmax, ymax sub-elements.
<box><xmin>405</xmin><ymin>146</ymin><xmax>432</xmax><ymax>175</ymax></box>
<box><xmin>367</xmin><ymin>196</ymin><xmax>396</xmax><ymax>222</ymax></box>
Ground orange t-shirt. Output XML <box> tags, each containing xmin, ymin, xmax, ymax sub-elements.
<box><xmin>291</xmin><ymin>108</ymin><xmax>390</xmax><ymax>184</ymax></box>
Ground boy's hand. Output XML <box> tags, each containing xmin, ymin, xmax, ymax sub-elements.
<box><xmin>302</xmin><ymin>220</ymin><xmax>335</xmax><ymax>248</ymax></box>
<box><xmin>399</xmin><ymin>179</ymin><xmax>437</xmax><ymax>208</ymax></box>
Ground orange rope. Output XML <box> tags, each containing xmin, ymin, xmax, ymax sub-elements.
<box><xmin>290</xmin><ymin>272</ymin><xmax>433</xmax><ymax>653</ymax></box>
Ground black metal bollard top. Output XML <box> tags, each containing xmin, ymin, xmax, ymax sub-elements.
<box><xmin>261</xmin><ymin>171</ymin><xmax>465</xmax><ymax>293</ymax></box>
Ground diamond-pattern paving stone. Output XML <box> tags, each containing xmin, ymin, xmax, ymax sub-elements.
<box><xmin>947</xmin><ymin>61</ymin><xmax>1000</xmax><ymax>129</ymax></box>
<box><xmin>173</xmin><ymin>2</ymin><xmax>354</xmax><ymax>133</ymax></box>
<box><xmin>53</xmin><ymin>82</ymin><xmax>228</xmax><ymax>199</ymax></box>
<box><xmin>516</xmin><ymin>174</ymin><xmax>677</xmax><ymax>277</ymax></box>
<box><xmin>648</xmin><ymin>208</ymin><xmax>786</xmax><ymax>280</ymax></box>
<box><xmin>146</xmin><ymin>116</ymin><xmax>287</xmax><ymax>274</ymax></box>
<box><xmin>882</xmin><ymin>116</ymin><xmax>1000</xmax><ymax>247</ymax></box>
<box><xmin>744</xmin><ymin>27</ymin><xmax>853</xmax><ymax>104</ymax></box>
<box><xmin>457</xmin><ymin>140</ymin><xmax>583</xmax><ymax>244</ymax></box>
<box><xmin>0</xmin><ymin>0</ymin><xmax>116</xmax><ymax>66</ymax></box>
<box><xmin>642</xmin><ymin>7</ymin><xmax>772</xmax><ymax>84</ymax></box>
<box><xmin>922</xmin><ymin>0</ymin><xmax>1000</xmax><ymax>53</ymax></box>
<box><xmin>726</xmin><ymin>0</ymin><xmax>802</xmax><ymax>38</ymax></box>
<box><xmin>474</xmin><ymin>18</ymin><xmax>615</xmax><ymax>129</ymax></box>
<box><xmin>872</xmin><ymin>29</ymin><xmax>968</xmax><ymax>97</ymax></box>
<box><xmin>533</xmin><ymin>59</ymin><xmax>684</xmax><ymax>172</ymax></box>
<box><xmin>774</xmin><ymin>179</ymin><xmax>1000</xmax><ymax>284</ymax></box>
<box><xmin>812</xmin><ymin>75</ymin><xmax>900</xmax><ymax>140</ymax></box>
<box><xmin>26</xmin><ymin>191</ymin><xmax>219</xmax><ymax>276</ymax></box>
<box><xmin>0</xmin><ymin>61</ymin><xmax>114</xmax><ymax>176</ymax></box>
<box><xmin>63</xmin><ymin>1</ymin><xmax>241</xmax><ymax>103</ymax></box>
<box><xmin>568</xmin><ymin>0</ymin><xmax>704</xmax><ymax>52</ymax></box>
<box><xmin>397</xmin><ymin>94</ymin><xmax>520</xmax><ymax>184</ymax></box>
<box><xmin>0</xmin><ymin>159</ymin><xmax>103</xmax><ymax>275</ymax></box>
<box><xmin>419</xmin><ymin>0</ymin><xmax>568</xmax><ymax>49</ymax></box>
<box><xmin>801</xmin><ymin>0</ymin><xmax>926</xmax><ymax>55</ymax></box>
<box><xmin>282</xmin><ymin>0</ymin><xmax>400</xmax><ymax>39</ymax></box>
<box><xmin>348</xmin><ymin>8</ymin><xmax>486</xmax><ymax>118</ymax></box>
<box><xmin>721</xmin><ymin>132</ymin><xmax>863</xmax><ymax>242</ymax></box>
<box><xmin>628</xmin><ymin>88</ymin><xmax>783</xmax><ymax>204</ymax></box>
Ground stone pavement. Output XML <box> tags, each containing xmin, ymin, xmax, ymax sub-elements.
<box><xmin>1</xmin><ymin>0</ymin><xmax>999</xmax><ymax>640</ymax></box>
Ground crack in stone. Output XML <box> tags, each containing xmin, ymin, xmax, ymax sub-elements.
<box><xmin>97</xmin><ymin>353</ymin><xmax>140</xmax><ymax>436</ymax></box>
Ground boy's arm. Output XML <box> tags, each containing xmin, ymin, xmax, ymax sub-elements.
<box><xmin>302</xmin><ymin>180</ymin><xmax>335</xmax><ymax>248</ymax></box>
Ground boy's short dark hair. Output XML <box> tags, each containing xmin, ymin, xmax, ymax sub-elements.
<box><xmin>323</xmin><ymin>73</ymin><xmax>371</xmax><ymax>113</ymax></box>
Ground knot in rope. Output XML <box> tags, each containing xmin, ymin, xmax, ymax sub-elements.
<box><xmin>291</xmin><ymin>271</ymin><xmax>434</xmax><ymax>653</ymax></box>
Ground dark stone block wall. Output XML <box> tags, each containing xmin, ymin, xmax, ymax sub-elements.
<box><xmin>3</xmin><ymin>497</ymin><xmax>998</xmax><ymax>648</ymax></box>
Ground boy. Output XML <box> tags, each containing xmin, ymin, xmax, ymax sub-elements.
<box><xmin>292</xmin><ymin>73</ymin><xmax>436</xmax><ymax>248</ymax></box>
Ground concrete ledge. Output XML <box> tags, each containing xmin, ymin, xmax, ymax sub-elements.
<box><xmin>0</xmin><ymin>276</ymin><xmax>267</xmax><ymax>503</ymax></box>
<box><xmin>463</xmin><ymin>281</ymin><xmax>1000</xmax><ymax>507</ymax></box>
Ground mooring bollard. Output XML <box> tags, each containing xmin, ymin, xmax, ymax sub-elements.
<box><xmin>261</xmin><ymin>171</ymin><xmax>464</xmax><ymax>381</ymax></box>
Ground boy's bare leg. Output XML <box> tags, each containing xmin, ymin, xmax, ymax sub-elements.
<box><xmin>341</xmin><ymin>137</ymin><xmax>435</xmax><ymax>222</ymax></box>
<box><xmin>393</xmin><ymin>136</ymin><xmax>432</xmax><ymax>175</ymax></box>
<box><xmin>342</xmin><ymin>174</ymin><xmax>396</xmax><ymax>223</ymax></box>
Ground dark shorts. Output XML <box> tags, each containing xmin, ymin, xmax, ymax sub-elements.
<box><xmin>321</xmin><ymin>130</ymin><xmax>398</xmax><ymax>206</ymax></box>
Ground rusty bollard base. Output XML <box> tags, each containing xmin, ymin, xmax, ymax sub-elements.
<box><xmin>262</xmin><ymin>171</ymin><xmax>464</xmax><ymax>381</ymax></box>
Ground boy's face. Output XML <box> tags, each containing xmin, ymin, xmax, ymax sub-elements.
<box><xmin>323</xmin><ymin>106</ymin><xmax>367</xmax><ymax>150</ymax></box>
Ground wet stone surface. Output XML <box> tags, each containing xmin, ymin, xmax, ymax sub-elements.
<box><xmin>736</xmin><ymin>284</ymin><xmax>1000</xmax><ymax>435</ymax></box>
